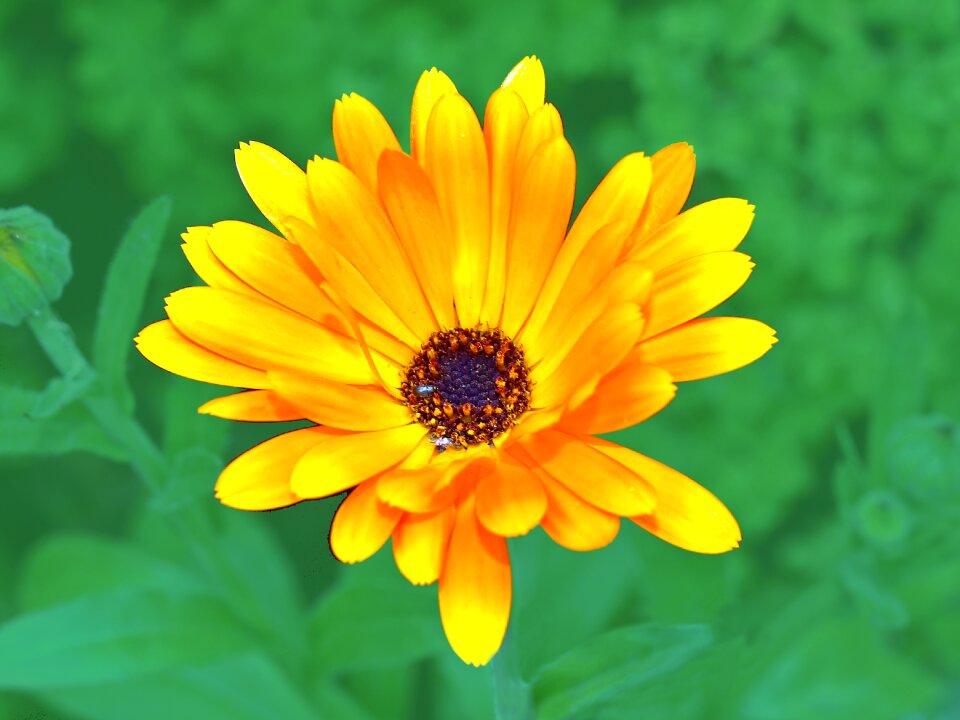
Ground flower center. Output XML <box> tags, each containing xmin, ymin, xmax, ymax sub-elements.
<box><xmin>402</xmin><ymin>327</ymin><xmax>531</xmax><ymax>451</ymax></box>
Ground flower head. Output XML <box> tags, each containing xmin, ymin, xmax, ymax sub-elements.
<box><xmin>136</xmin><ymin>56</ymin><xmax>776</xmax><ymax>666</ymax></box>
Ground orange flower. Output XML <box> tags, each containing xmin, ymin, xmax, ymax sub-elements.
<box><xmin>136</xmin><ymin>56</ymin><xmax>776</xmax><ymax>666</ymax></box>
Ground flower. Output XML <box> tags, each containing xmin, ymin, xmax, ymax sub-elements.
<box><xmin>135</xmin><ymin>56</ymin><xmax>776</xmax><ymax>666</ymax></box>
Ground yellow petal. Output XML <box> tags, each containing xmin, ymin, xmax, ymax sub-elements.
<box><xmin>500</xmin><ymin>55</ymin><xmax>546</xmax><ymax>113</ymax></box>
<box><xmin>377</xmin><ymin>450</ymin><xmax>464</xmax><ymax>513</ymax></box>
<box><xmin>632</xmin><ymin>142</ymin><xmax>696</xmax><ymax>239</ymax></box>
<box><xmin>522</xmin><ymin>152</ymin><xmax>652</xmax><ymax>345</ymax></box>
<box><xmin>480</xmin><ymin>88</ymin><xmax>529</xmax><ymax>323</ymax></box>
<box><xmin>500</xmin><ymin>136</ymin><xmax>576</xmax><ymax>336</ymax></box>
<box><xmin>642</xmin><ymin>252</ymin><xmax>755</xmax><ymax>339</ymax></box>
<box><xmin>593</xmin><ymin>444</ymin><xmax>742</xmax><ymax>554</ymax></box>
<box><xmin>306</xmin><ymin>157</ymin><xmax>436</xmax><ymax>340</ymax></box>
<box><xmin>330</xmin><ymin>478</ymin><xmax>404</xmax><ymax>563</ymax></box>
<box><xmin>180</xmin><ymin>227</ymin><xmax>257</xmax><ymax>296</ymax></box>
<box><xmin>268</xmin><ymin>369</ymin><xmax>412</xmax><ymax>431</ymax></box>
<box><xmin>203</xmin><ymin>221</ymin><xmax>338</xmax><ymax>325</ymax></box>
<box><xmin>637</xmin><ymin>317</ymin><xmax>777</xmax><ymax>381</ymax></box>
<box><xmin>511</xmin><ymin>104</ymin><xmax>563</xmax><ymax>186</ymax></box>
<box><xmin>290</xmin><ymin>424</ymin><xmax>426</xmax><ymax>499</ymax></box>
<box><xmin>474</xmin><ymin>459</ymin><xmax>546</xmax><ymax>537</ymax></box>
<box><xmin>628</xmin><ymin>198</ymin><xmax>755</xmax><ymax>272</ymax></box>
<box><xmin>215</xmin><ymin>427</ymin><xmax>327</xmax><ymax>510</ymax></box>
<box><xmin>425</xmin><ymin>93</ymin><xmax>491</xmax><ymax>328</ymax></box>
<box><xmin>198</xmin><ymin>390</ymin><xmax>304</xmax><ymax>422</ymax></box>
<box><xmin>135</xmin><ymin>320</ymin><xmax>269</xmax><ymax>389</ymax></box>
<box><xmin>535</xmin><ymin>468</ymin><xmax>620</xmax><ymax>551</ymax></box>
<box><xmin>392</xmin><ymin>507</ymin><xmax>455</xmax><ymax>585</ymax></box>
<box><xmin>439</xmin><ymin>494</ymin><xmax>511</xmax><ymax>666</ymax></box>
<box><xmin>533</xmin><ymin>303</ymin><xmax>645</xmax><ymax>412</ymax></box>
<box><xmin>333</xmin><ymin>93</ymin><xmax>402</xmax><ymax>192</ymax></box>
<box><xmin>164</xmin><ymin>287</ymin><xmax>383</xmax><ymax>385</ymax></box>
<box><xmin>410</xmin><ymin>68</ymin><xmax>458</xmax><ymax>165</ymax></box>
<box><xmin>557</xmin><ymin>363</ymin><xmax>676</xmax><ymax>435</ymax></box>
<box><xmin>377</xmin><ymin>150</ymin><xmax>456</xmax><ymax>330</ymax></box>
<box><xmin>520</xmin><ymin>430</ymin><xmax>656</xmax><ymax>517</ymax></box>
<box><xmin>234</xmin><ymin>141</ymin><xmax>313</xmax><ymax>235</ymax></box>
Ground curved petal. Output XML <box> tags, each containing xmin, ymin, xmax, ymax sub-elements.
<box><xmin>593</xmin><ymin>444</ymin><xmax>742</xmax><ymax>554</ymax></box>
<box><xmin>268</xmin><ymin>370</ymin><xmax>412</xmax><ymax>431</ymax></box>
<box><xmin>475</xmin><ymin>459</ymin><xmax>546</xmax><ymax>537</ymax></box>
<box><xmin>426</xmin><ymin>93</ymin><xmax>491</xmax><ymax>328</ymax></box>
<box><xmin>642</xmin><ymin>252</ymin><xmax>755</xmax><ymax>339</ymax></box>
<box><xmin>636</xmin><ymin>317</ymin><xmax>777</xmax><ymax>381</ymax></box>
<box><xmin>135</xmin><ymin>320</ymin><xmax>269</xmax><ymax>389</ymax></box>
<box><xmin>411</xmin><ymin>68</ymin><xmax>458</xmax><ymax>165</ymax></box>
<box><xmin>439</xmin><ymin>494</ymin><xmax>511</xmax><ymax>666</ymax></box>
<box><xmin>511</xmin><ymin>104</ymin><xmax>563</xmax><ymax>186</ymax></box>
<box><xmin>392</xmin><ymin>507</ymin><xmax>455</xmax><ymax>585</ymax></box>
<box><xmin>330</xmin><ymin>478</ymin><xmax>404</xmax><ymax>563</ymax></box>
<box><xmin>500</xmin><ymin>55</ymin><xmax>545</xmax><ymax>113</ymax></box>
<box><xmin>520</xmin><ymin>430</ymin><xmax>656</xmax><ymax>517</ymax></box>
<box><xmin>333</xmin><ymin>93</ymin><xmax>402</xmax><ymax>192</ymax></box>
<box><xmin>215</xmin><ymin>427</ymin><xmax>327</xmax><ymax>510</ymax></box>
<box><xmin>180</xmin><ymin>227</ymin><xmax>257</xmax><ymax>296</ymax></box>
<box><xmin>501</xmin><ymin>136</ymin><xmax>576</xmax><ymax>336</ymax></box>
<box><xmin>631</xmin><ymin>142</ymin><xmax>696</xmax><ymax>240</ymax></box>
<box><xmin>164</xmin><ymin>286</ymin><xmax>386</xmax><ymax>385</ymax></box>
<box><xmin>628</xmin><ymin>198</ymin><xmax>755</xmax><ymax>272</ymax></box>
<box><xmin>235</xmin><ymin>141</ymin><xmax>313</xmax><ymax>235</ymax></box>
<box><xmin>535</xmin><ymin>469</ymin><xmax>620</xmax><ymax>551</ymax></box>
<box><xmin>377</xmin><ymin>449</ymin><xmax>466</xmax><ymax>513</ymax></box>
<box><xmin>377</xmin><ymin>150</ymin><xmax>456</xmax><ymax>330</ymax></box>
<box><xmin>198</xmin><ymin>390</ymin><xmax>304</xmax><ymax>422</ymax></box>
<box><xmin>556</xmin><ymin>363</ymin><xmax>676</xmax><ymax>435</ymax></box>
<box><xmin>290</xmin><ymin>424</ymin><xmax>426</xmax><ymax>499</ymax></box>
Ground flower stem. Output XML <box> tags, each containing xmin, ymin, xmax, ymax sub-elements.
<box><xmin>27</xmin><ymin>304</ymin><xmax>167</xmax><ymax>493</ymax></box>
<box><xmin>491</xmin><ymin>630</ymin><xmax>533</xmax><ymax>720</ymax></box>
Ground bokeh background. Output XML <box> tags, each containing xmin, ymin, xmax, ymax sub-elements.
<box><xmin>2</xmin><ymin>0</ymin><xmax>959</xmax><ymax>718</ymax></box>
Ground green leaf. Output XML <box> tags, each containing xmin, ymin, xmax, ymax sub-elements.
<box><xmin>532</xmin><ymin>624</ymin><xmax>713</xmax><ymax>720</ymax></box>
<box><xmin>92</xmin><ymin>196</ymin><xmax>171</xmax><ymax>411</ymax></box>
<box><xmin>0</xmin><ymin>395</ymin><xmax>125</xmax><ymax>460</ymax></box>
<box><xmin>0</xmin><ymin>588</ymin><xmax>250</xmax><ymax>689</ymax></box>
<box><xmin>308</xmin><ymin>552</ymin><xmax>444</xmax><ymax>673</ymax></box>
<box><xmin>0</xmin><ymin>206</ymin><xmax>71</xmax><ymax>326</ymax></box>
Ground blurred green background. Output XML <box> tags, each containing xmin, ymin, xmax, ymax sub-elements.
<box><xmin>2</xmin><ymin>0</ymin><xmax>959</xmax><ymax>718</ymax></box>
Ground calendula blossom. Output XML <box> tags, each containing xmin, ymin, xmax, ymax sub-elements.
<box><xmin>136</xmin><ymin>56</ymin><xmax>776</xmax><ymax>666</ymax></box>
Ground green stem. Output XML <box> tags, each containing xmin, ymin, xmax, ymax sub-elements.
<box><xmin>27</xmin><ymin>304</ymin><xmax>167</xmax><ymax>493</ymax></box>
<box><xmin>491</xmin><ymin>630</ymin><xmax>533</xmax><ymax>720</ymax></box>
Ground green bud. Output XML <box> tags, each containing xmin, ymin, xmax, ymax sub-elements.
<box><xmin>0</xmin><ymin>207</ymin><xmax>72</xmax><ymax>326</ymax></box>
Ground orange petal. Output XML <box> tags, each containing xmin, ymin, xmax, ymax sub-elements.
<box><xmin>377</xmin><ymin>150</ymin><xmax>456</xmax><ymax>330</ymax></box>
<box><xmin>511</xmin><ymin>104</ymin><xmax>563</xmax><ymax>186</ymax></box>
<box><xmin>180</xmin><ymin>227</ymin><xmax>257</xmax><ymax>296</ymax></box>
<box><xmin>593</xmin><ymin>444</ymin><xmax>742</xmax><ymax>554</ymax></box>
<box><xmin>268</xmin><ymin>370</ymin><xmax>412</xmax><ymax>431</ymax></box>
<box><xmin>411</xmin><ymin>68</ymin><xmax>459</xmax><ymax>166</ymax></box>
<box><xmin>637</xmin><ymin>317</ymin><xmax>777</xmax><ymax>381</ymax></box>
<box><xmin>474</xmin><ymin>459</ymin><xmax>546</xmax><ymax>537</ymax></box>
<box><xmin>520</xmin><ymin>430</ymin><xmax>656</xmax><ymax>517</ymax></box>
<box><xmin>628</xmin><ymin>198</ymin><xmax>755</xmax><ymax>272</ymax></box>
<box><xmin>164</xmin><ymin>286</ymin><xmax>384</xmax><ymax>385</ymax></box>
<box><xmin>135</xmin><ymin>320</ymin><xmax>269</xmax><ymax>389</ymax></box>
<box><xmin>480</xmin><ymin>88</ymin><xmax>529</xmax><ymax>323</ymax></box>
<box><xmin>290</xmin><ymin>424</ymin><xmax>426</xmax><ymax>499</ymax></box>
<box><xmin>329</xmin><ymin>478</ymin><xmax>404</xmax><ymax>563</ymax></box>
<box><xmin>198</xmin><ymin>389</ymin><xmax>304</xmax><ymax>422</ymax></box>
<box><xmin>234</xmin><ymin>141</ymin><xmax>313</xmax><ymax>236</ymax></box>
<box><xmin>438</xmin><ymin>494</ymin><xmax>512</xmax><ymax>666</ymax></box>
<box><xmin>557</xmin><ymin>363</ymin><xmax>676</xmax><ymax>435</ymax></box>
<box><xmin>392</xmin><ymin>507</ymin><xmax>455</xmax><ymax>585</ymax></box>
<box><xmin>425</xmin><ymin>93</ymin><xmax>491</xmax><ymax>328</ymax></box>
<box><xmin>534</xmin><ymin>468</ymin><xmax>620</xmax><ymax>551</ymax></box>
<box><xmin>333</xmin><ymin>93</ymin><xmax>402</xmax><ymax>192</ymax></box>
<box><xmin>306</xmin><ymin>157</ymin><xmax>435</xmax><ymax>341</ymax></box>
<box><xmin>522</xmin><ymin>152</ymin><xmax>652</xmax><ymax>345</ymax></box>
<box><xmin>377</xmin><ymin>449</ymin><xmax>464</xmax><ymax>513</ymax></box>
<box><xmin>500</xmin><ymin>136</ymin><xmax>576</xmax><ymax>336</ymax></box>
<box><xmin>214</xmin><ymin>427</ymin><xmax>327</xmax><ymax>510</ymax></box>
<box><xmin>632</xmin><ymin>142</ymin><xmax>696</xmax><ymax>239</ymax></box>
<box><xmin>500</xmin><ymin>55</ymin><xmax>545</xmax><ymax>113</ymax></box>
<box><xmin>642</xmin><ymin>252</ymin><xmax>755</xmax><ymax>339</ymax></box>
